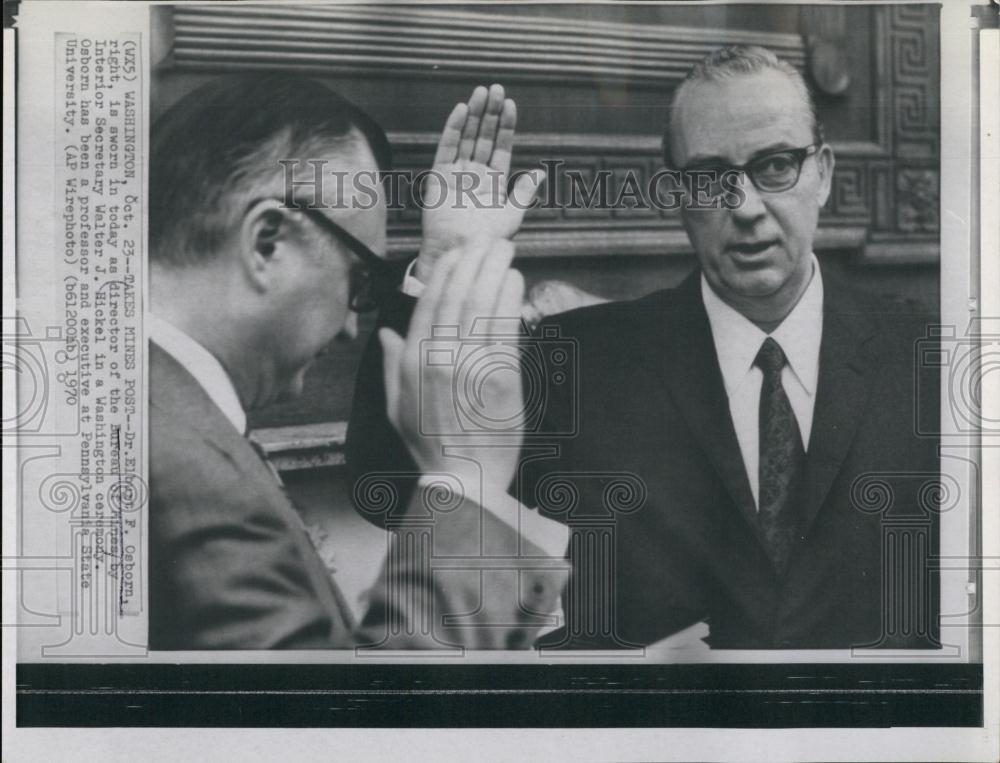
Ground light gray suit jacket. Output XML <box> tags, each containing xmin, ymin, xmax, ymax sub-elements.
<box><xmin>149</xmin><ymin>342</ymin><xmax>562</xmax><ymax>649</ymax></box>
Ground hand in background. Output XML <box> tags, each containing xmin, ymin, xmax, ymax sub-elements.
<box><xmin>379</xmin><ymin>237</ymin><xmax>525</xmax><ymax>501</ymax></box>
<box><xmin>416</xmin><ymin>84</ymin><xmax>542</xmax><ymax>284</ymax></box>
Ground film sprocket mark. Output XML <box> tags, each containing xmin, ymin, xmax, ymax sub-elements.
<box><xmin>419</xmin><ymin>317</ymin><xmax>578</xmax><ymax>436</ymax></box>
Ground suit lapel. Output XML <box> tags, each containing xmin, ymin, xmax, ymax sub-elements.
<box><xmin>643</xmin><ymin>273</ymin><xmax>761</xmax><ymax>535</ymax></box>
<box><xmin>643</xmin><ymin>270</ymin><xmax>881</xmax><ymax>552</ymax></box>
<box><xmin>149</xmin><ymin>341</ymin><xmax>290</xmax><ymax>495</ymax></box>
<box><xmin>799</xmin><ymin>280</ymin><xmax>880</xmax><ymax>535</ymax></box>
<box><xmin>150</xmin><ymin>341</ymin><xmax>253</xmax><ymax>460</ymax></box>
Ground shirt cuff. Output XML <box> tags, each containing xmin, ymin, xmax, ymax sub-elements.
<box><xmin>400</xmin><ymin>258</ymin><xmax>426</xmax><ymax>297</ymax></box>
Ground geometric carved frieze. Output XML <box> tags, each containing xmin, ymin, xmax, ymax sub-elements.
<box><xmin>825</xmin><ymin>159</ymin><xmax>872</xmax><ymax>226</ymax></box>
<box><xmin>888</xmin><ymin>5</ymin><xmax>940</xmax><ymax>160</ymax></box>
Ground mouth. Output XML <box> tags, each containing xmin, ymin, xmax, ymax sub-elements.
<box><xmin>727</xmin><ymin>239</ymin><xmax>779</xmax><ymax>258</ymax></box>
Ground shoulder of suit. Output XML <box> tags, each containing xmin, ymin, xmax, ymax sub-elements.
<box><xmin>826</xmin><ymin>278</ymin><xmax>936</xmax><ymax>334</ymax></box>
<box><xmin>149</xmin><ymin>401</ymin><xmax>245</xmax><ymax>497</ymax></box>
<box><xmin>822</xmin><ymin>278</ymin><xmax>938</xmax><ymax>372</ymax></box>
<box><xmin>535</xmin><ymin>284</ymin><xmax>683</xmax><ymax>338</ymax></box>
<box><xmin>148</xmin><ymin>402</ymin><xmax>299</xmax><ymax>553</ymax></box>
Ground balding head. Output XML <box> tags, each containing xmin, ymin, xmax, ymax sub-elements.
<box><xmin>150</xmin><ymin>74</ymin><xmax>391</xmax><ymax>268</ymax></box>
<box><xmin>663</xmin><ymin>45</ymin><xmax>822</xmax><ymax>170</ymax></box>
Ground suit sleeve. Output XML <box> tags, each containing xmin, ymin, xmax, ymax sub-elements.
<box><xmin>346</xmin><ymin>289</ymin><xmax>421</xmax><ymax>528</ymax></box>
<box><xmin>345</xmin><ymin>292</ymin><xmax>571</xmax><ymax>648</ymax></box>
<box><xmin>354</xmin><ymin>488</ymin><xmax>567</xmax><ymax>649</ymax></box>
<box><xmin>149</xmin><ymin>431</ymin><xmax>351</xmax><ymax>650</ymax></box>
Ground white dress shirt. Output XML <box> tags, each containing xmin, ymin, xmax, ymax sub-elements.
<box><xmin>148</xmin><ymin>313</ymin><xmax>247</xmax><ymax>435</ymax></box>
<box><xmin>700</xmin><ymin>257</ymin><xmax>824</xmax><ymax>508</ymax></box>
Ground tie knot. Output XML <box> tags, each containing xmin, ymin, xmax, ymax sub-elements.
<box><xmin>754</xmin><ymin>337</ymin><xmax>787</xmax><ymax>376</ymax></box>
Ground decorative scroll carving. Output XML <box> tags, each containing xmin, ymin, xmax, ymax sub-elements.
<box><xmin>828</xmin><ymin>5</ymin><xmax>939</xmax><ymax>255</ymax></box>
<box><xmin>896</xmin><ymin>168</ymin><xmax>940</xmax><ymax>234</ymax></box>
<box><xmin>170</xmin><ymin>4</ymin><xmax>807</xmax><ymax>90</ymax></box>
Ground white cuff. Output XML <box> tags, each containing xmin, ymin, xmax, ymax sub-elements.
<box><xmin>400</xmin><ymin>258</ymin><xmax>426</xmax><ymax>297</ymax></box>
<box><xmin>511</xmin><ymin>501</ymin><xmax>570</xmax><ymax>560</ymax></box>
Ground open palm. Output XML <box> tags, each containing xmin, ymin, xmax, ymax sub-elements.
<box><xmin>416</xmin><ymin>84</ymin><xmax>540</xmax><ymax>283</ymax></box>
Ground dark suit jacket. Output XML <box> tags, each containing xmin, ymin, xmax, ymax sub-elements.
<box><xmin>347</xmin><ymin>266</ymin><xmax>940</xmax><ymax>650</ymax></box>
<box><xmin>149</xmin><ymin>341</ymin><xmax>562</xmax><ymax>650</ymax></box>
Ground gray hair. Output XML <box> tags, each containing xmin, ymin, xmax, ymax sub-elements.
<box><xmin>662</xmin><ymin>44</ymin><xmax>824</xmax><ymax>168</ymax></box>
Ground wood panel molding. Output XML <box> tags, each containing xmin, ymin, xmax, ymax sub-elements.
<box><xmin>381</xmin><ymin>131</ymin><xmax>898</xmax><ymax>260</ymax></box>
<box><xmin>166</xmin><ymin>4</ymin><xmax>939</xmax><ymax>264</ymax></box>
<box><xmin>251</xmin><ymin>421</ymin><xmax>346</xmax><ymax>471</ymax></box>
<box><xmin>169</xmin><ymin>4</ymin><xmax>807</xmax><ymax>88</ymax></box>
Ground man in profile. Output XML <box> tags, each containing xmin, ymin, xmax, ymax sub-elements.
<box><xmin>148</xmin><ymin>75</ymin><xmax>564</xmax><ymax>649</ymax></box>
<box><xmin>349</xmin><ymin>46</ymin><xmax>940</xmax><ymax>650</ymax></box>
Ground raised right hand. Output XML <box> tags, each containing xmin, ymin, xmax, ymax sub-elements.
<box><xmin>379</xmin><ymin>237</ymin><xmax>526</xmax><ymax>501</ymax></box>
<box><xmin>416</xmin><ymin>84</ymin><xmax>542</xmax><ymax>284</ymax></box>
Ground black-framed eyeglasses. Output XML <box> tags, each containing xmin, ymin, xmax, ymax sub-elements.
<box><xmin>255</xmin><ymin>198</ymin><xmax>398</xmax><ymax>313</ymax></box>
<box><xmin>682</xmin><ymin>144</ymin><xmax>821</xmax><ymax>195</ymax></box>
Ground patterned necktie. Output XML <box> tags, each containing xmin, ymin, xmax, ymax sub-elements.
<box><xmin>754</xmin><ymin>337</ymin><xmax>805</xmax><ymax>573</ymax></box>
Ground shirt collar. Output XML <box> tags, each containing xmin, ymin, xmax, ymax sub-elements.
<box><xmin>148</xmin><ymin>313</ymin><xmax>247</xmax><ymax>435</ymax></box>
<box><xmin>700</xmin><ymin>255</ymin><xmax>824</xmax><ymax>398</ymax></box>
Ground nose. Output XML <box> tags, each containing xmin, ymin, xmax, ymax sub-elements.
<box><xmin>730</xmin><ymin>172</ymin><xmax>767</xmax><ymax>225</ymax></box>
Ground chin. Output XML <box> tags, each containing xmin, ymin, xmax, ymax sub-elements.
<box><xmin>722</xmin><ymin>269</ymin><xmax>790</xmax><ymax>300</ymax></box>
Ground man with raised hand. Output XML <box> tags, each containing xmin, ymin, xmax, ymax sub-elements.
<box><xmin>148</xmin><ymin>74</ymin><xmax>564</xmax><ymax>650</ymax></box>
<box><xmin>348</xmin><ymin>46</ymin><xmax>939</xmax><ymax>651</ymax></box>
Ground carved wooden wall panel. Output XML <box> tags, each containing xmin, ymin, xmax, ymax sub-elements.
<box><xmin>161</xmin><ymin>3</ymin><xmax>941</xmax><ymax>265</ymax></box>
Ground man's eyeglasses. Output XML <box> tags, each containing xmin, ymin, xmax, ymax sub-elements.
<box><xmin>255</xmin><ymin>198</ymin><xmax>398</xmax><ymax>313</ymax></box>
<box><xmin>681</xmin><ymin>144</ymin><xmax>821</xmax><ymax>196</ymax></box>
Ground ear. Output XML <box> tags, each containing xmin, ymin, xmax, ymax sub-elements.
<box><xmin>814</xmin><ymin>144</ymin><xmax>835</xmax><ymax>209</ymax></box>
<box><xmin>238</xmin><ymin>199</ymin><xmax>294</xmax><ymax>292</ymax></box>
